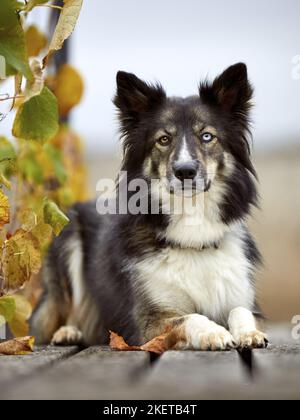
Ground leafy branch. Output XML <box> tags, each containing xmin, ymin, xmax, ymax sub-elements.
<box><xmin>0</xmin><ymin>0</ymin><xmax>86</xmax><ymax>351</ymax></box>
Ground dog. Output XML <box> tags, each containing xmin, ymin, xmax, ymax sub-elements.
<box><xmin>32</xmin><ymin>63</ymin><xmax>268</xmax><ymax>351</ymax></box>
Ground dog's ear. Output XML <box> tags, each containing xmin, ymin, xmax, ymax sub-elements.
<box><xmin>199</xmin><ymin>63</ymin><xmax>253</xmax><ymax>113</ymax></box>
<box><xmin>114</xmin><ymin>71</ymin><xmax>166</xmax><ymax>121</ymax></box>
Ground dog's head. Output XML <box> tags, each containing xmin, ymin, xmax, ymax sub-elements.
<box><xmin>114</xmin><ymin>63</ymin><xmax>257</xmax><ymax>223</ymax></box>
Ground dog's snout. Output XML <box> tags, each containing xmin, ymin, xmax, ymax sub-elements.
<box><xmin>173</xmin><ymin>161</ymin><xmax>198</xmax><ymax>182</ymax></box>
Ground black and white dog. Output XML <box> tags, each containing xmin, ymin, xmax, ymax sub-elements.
<box><xmin>33</xmin><ymin>63</ymin><xmax>268</xmax><ymax>351</ymax></box>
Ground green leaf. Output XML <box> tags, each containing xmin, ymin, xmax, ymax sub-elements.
<box><xmin>0</xmin><ymin>137</ymin><xmax>16</xmax><ymax>186</ymax></box>
<box><xmin>43</xmin><ymin>144</ymin><xmax>67</xmax><ymax>184</ymax></box>
<box><xmin>12</xmin><ymin>1</ymin><xmax>26</xmax><ymax>11</ymax></box>
<box><xmin>0</xmin><ymin>0</ymin><xmax>32</xmax><ymax>79</ymax></box>
<box><xmin>0</xmin><ymin>137</ymin><xmax>16</xmax><ymax>177</ymax></box>
<box><xmin>43</xmin><ymin>198</ymin><xmax>69</xmax><ymax>236</ymax></box>
<box><xmin>0</xmin><ymin>137</ymin><xmax>16</xmax><ymax>162</ymax></box>
<box><xmin>0</xmin><ymin>296</ymin><xmax>16</xmax><ymax>323</ymax></box>
<box><xmin>7</xmin><ymin>295</ymin><xmax>32</xmax><ymax>338</ymax></box>
<box><xmin>12</xmin><ymin>87</ymin><xmax>59</xmax><ymax>142</ymax></box>
<box><xmin>18</xmin><ymin>152</ymin><xmax>44</xmax><ymax>184</ymax></box>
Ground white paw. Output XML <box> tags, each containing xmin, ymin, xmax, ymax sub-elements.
<box><xmin>51</xmin><ymin>326</ymin><xmax>83</xmax><ymax>346</ymax></box>
<box><xmin>196</xmin><ymin>327</ymin><xmax>235</xmax><ymax>351</ymax></box>
<box><xmin>182</xmin><ymin>314</ymin><xmax>235</xmax><ymax>351</ymax></box>
<box><xmin>234</xmin><ymin>330</ymin><xmax>268</xmax><ymax>349</ymax></box>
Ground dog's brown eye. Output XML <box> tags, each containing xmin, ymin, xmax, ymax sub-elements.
<box><xmin>157</xmin><ymin>135</ymin><xmax>172</xmax><ymax>146</ymax></box>
<box><xmin>201</xmin><ymin>132</ymin><xmax>214</xmax><ymax>143</ymax></box>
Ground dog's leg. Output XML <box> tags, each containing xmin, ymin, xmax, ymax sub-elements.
<box><xmin>51</xmin><ymin>235</ymin><xmax>85</xmax><ymax>346</ymax></box>
<box><xmin>51</xmin><ymin>325</ymin><xmax>83</xmax><ymax>346</ymax></box>
<box><xmin>228</xmin><ymin>307</ymin><xmax>268</xmax><ymax>349</ymax></box>
<box><xmin>51</xmin><ymin>308</ymin><xmax>84</xmax><ymax>346</ymax></box>
<box><xmin>50</xmin><ymin>301</ymin><xmax>84</xmax><ymax>346</ymax></box>
<box><xmin>32</xmin><ymin>264</ymin><xmax>71</xmax><ymax>344</ymax></box>
<box><xmin>146</xmin><ymin>314</ymin><xmax>235</xmax><ymax>351</ymax></box>
<box><xmin>32</xmin><ymin>294</ymin><xmax>64</xmax><ymax>344</ymax></box>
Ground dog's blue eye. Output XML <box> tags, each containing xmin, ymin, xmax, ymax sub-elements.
<box><xmin>201</xmin><ymin>132</ymin><xmax>213</xmax><ymax>143</ymax></box>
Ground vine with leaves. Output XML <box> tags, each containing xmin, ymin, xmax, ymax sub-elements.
<box><xmin>0</xmin><ymin>0</ymin><xmax>87</xmax><ymax>353</ymax></box>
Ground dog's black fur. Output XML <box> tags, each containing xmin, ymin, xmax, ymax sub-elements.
<box><xmin>32</xmin><ymin>63</ymin><xmax>264</xmax><ymax>350</ymax></box>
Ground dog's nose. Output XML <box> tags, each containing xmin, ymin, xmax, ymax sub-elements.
<box><xmin>173</xmin><ymin>161</ymin><xmax>198</xmax><ymax>182</ymax></box>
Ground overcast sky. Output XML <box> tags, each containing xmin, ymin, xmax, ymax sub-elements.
<box><xmin>1</xmin><ymin>0</ymin><xmax>300</xmax><ymax>154</ymax></box>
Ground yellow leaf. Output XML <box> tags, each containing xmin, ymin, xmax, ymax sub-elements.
<box><xmin>0</xmin><ymin>174</ymin><xmax>11</xmax><ymax>190</ymax></box>
<box><xmin>43</xmin><ymin>0</ymin><xmax>83</xmax><ymax>67</ymax></box>
<box><xmin>0</xmin><ymin>190</ymin><xmax>10</xmax><ymax>228</ymax></box>
<box><xmin>18</xmin><ymin>208</ymin><xmax>53</xmax><ymax>249</ymax></box>
<box><xmin>0</xmin><ymin>336</ymin><xmax>35</xmax><ymax>355</ymax></box>
<box><xmin>25</xmin><ymin>59</ymin><xmax>44</xmax><ymax>101</ymax></box>
<box><xmin>8</xmin><ymin>295</ymin><xmax>32</xmax><ymax>337</ymax></box>
<box><xmin>32</xmin><ymin>222</ymin><xmax>53</xmax><ymax>249</ymax></box>
<box><xmin>0</xmin><ymin>296</ymin><xmax>16</xmax><ymax>323</ymax></box>
<box><xmin>25</xmin><ymin>25</ymin><xmax>48</xmax><ymax>57</ymax></box>
<box><xmin>0</xmin><ymin>229</ymin><xmax>42</xmax><ymax>295</ymax></box>
<box><xmin>18</xmin><ymin>208</ymin><xmax>38</xmax><ymax>231</ymax></box>
<box><xmin>50</xmin><ymin>127</ymin><xmax>88</xmax><ymax>203</ymax></box>
<box><xmin>53</xmin><ymin>64</ymin><xmax>84</xmax><ymax>117</ymax></box>
<box><xmin>0</xmin><ymin>314</ymin><xmax>5</xmax><ymax>327</ymax></box>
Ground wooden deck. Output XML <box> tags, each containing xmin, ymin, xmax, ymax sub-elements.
<box><xmin>0</xmin><ymin>325</ymin><xmax>299</xmax><ymax>400</ymax></box>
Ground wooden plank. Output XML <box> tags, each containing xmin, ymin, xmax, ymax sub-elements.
<box><xmin>0</xmin><ymin>345</ymin><xmax>79</xmax><ymax>386</ymax></box>
<box><xmin>141</xmin><ymin>350</ymin><xmax>245</xmax><ymax>399</ymax></box>
<box><xmin>1</xmin><ymin>326</ymin><xmax>300</xmax><ymax>400</ymax></box>
<box><xmin>1</xmin><ymin>347</ymin><xmax>150</xmax><ymax>400</ymax></box>
<box><xmin>243</xmin><ymin>343</ymin><xmax>300</xmax><ymax>399</ymax></box>
<box><xmin>140</xmin><ymin>326</ymin><xmax>300</xmax><ymax>399</ymax></box>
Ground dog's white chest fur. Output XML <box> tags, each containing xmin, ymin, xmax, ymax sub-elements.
<box><xmin>135</xmin><ymin>226</ymin><xmax>254</xmax><ymax>325</ymax></box>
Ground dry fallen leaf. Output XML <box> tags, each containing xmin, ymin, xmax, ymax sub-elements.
<box><xmin>140</xmin><ymin>333</ymin><xmax>168</xmax><ymax>354</ymax></box>
<box><xmin>0</xmin><ymin>336</ymin><xmax>35</xmax><ymax>355</ymax></box>
<box><xmin>109</xmin><ymin>331</ymin><xmax>169</xmax><ymax>355</ymax></box>
<box><xmin>109</xmin><ymin>331</ymin><xmax>140</xmax><ymax>351</ymax></box>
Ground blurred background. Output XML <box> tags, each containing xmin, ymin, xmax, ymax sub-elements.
<box><xmin>2</xmin><ymin>0</ymin><xmax>300</xmax><ymax>322</ymax></box>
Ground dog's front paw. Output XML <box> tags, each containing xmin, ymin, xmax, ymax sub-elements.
<box><xmin>196</xmin><ymin>328</ymin><xmax>236</xmax><ymax>351</ymax></box>
<box><xmin>51</xmin><ymin>326</ymin><xmax>83</xmax><ymax>346</ymax></box>
<box><xmin>234</xmin><ymin>330</ymin><xmax>268</xmax><ymax>350</ymax></box>
<box><xmin>169</xmin><ymin>314</ymin><xmax>236</xmax><ymax>351</ymax></box>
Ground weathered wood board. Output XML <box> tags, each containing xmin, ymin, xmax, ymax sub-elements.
<box><xmin>1</xmin><ymin>325</ymin><xmax>299</xmax><ymax>400</ymax></box>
